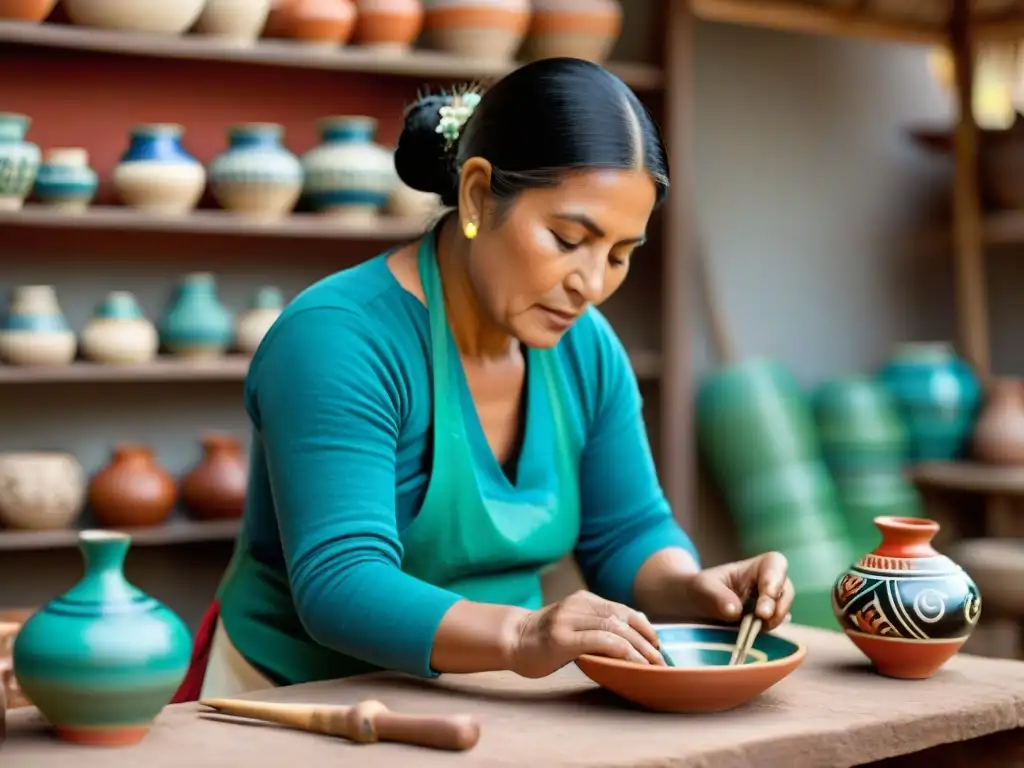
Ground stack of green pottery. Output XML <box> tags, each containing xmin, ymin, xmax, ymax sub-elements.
<box><xmin>697</xmin><ymin>358</ymin><xmax>854</xmax><ymax>629</ymax></box>
<box><xmin>877</xmin><ymin>342</ymin><xmax>981</xmax><ymax>462</ymax></box>
<box><xmin>813</xmin><ymin>377</ymin><xmax>922</xmax><ymax>553</ymax></box>
<box><xmin>12</xmin><ymin>530</ymin><xmax>192</xmax><ymax>747</ymax></box>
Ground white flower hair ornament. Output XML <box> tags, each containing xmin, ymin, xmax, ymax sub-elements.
<box><xmin>436</xmin><ymin>90</ymin><xmax>482</xmax><ymax>150</ymax></box>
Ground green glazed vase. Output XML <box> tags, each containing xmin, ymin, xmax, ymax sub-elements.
<box><xmin>12</xmin><ymin>530</ymin><xmax>192</xmax><ymax>746</ymax></box>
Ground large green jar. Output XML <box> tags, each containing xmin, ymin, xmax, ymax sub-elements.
<box><xmin>12</xmin><ymin>530</ymin><xmax>192</xmax><ymax>746</ymax></box>
<box><xmin>158</xmin><ymin>272</ymin><xmax>234</xmax><ymax>359</ymax></box>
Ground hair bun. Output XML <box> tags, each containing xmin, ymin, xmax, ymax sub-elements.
<box><xmin>394</xmin><ymin>94</ymin><xmax>460</xmax><ymax>206</ymax></box>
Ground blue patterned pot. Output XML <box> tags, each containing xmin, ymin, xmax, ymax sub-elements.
<box><xmin>13</xmin><ymin>530</ymin><xmax>192</xmax><ymax>746</ymax></box>
<box><xmin>210</xmin><ymin>123</ymin><xmax>303</xmax><ymax>219</ymax></box>
<box><xmin>878</xmin><ymin>342</ymin><xmax>981</xmax><ymax>462</ymax></box>
<box><xmin>113</xmin><ymin>124</ymin><xmax>206</xmax><ymax>215</ymax></box>
<box><xmin>33</xmin><ymin>147</ymin><xmax>98</xmax><ymax>212</ymax></box>
<box><xmin>301</xmin><ymin>116</ymin><xmax>396</xmax><ymax>221</ymax></box>
<box><xmin>159</xmin><ymin>272</ymin><xmax>234</xmax><ymax>359</ymax></box>
<box><xmin>0</xmin><ymin>285</ymin><xmax>76</xmax><ymax>366</ymax></box>
<box><xmin>0</xmin><ymin>112</ymin><xmax>41</xmax><ymax>211</ymax></box>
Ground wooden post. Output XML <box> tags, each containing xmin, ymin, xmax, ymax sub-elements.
<box><xmin>949</xmin><ymin>0</ymin><xmax>990</xmax><ymax>380</ymax></box>
<box><xmin>661</xmin><ymin>0</ymin><xmax>698</xmax><ymax>530</ymax></box>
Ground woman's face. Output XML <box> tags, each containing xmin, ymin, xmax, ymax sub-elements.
<box><xmin>462</xmin><ymin>163</ymin><xmax>657</xmax><ymax>350</ymax></box>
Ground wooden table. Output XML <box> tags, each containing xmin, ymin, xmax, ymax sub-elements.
<box><xmin>4</xmin><ymin>625</ymin><xmax>1024</xmax><ymax>767</ymax></box>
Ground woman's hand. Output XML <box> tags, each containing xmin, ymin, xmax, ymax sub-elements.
<box><xmin>680</xmin><ymin>551</ymin><xmax>794</xmax><ymax>631</ymax></box>
<box><xmin>509</xmin><ymin>590</ymin><xmax>667</xmax><ymax>678</ymax></box>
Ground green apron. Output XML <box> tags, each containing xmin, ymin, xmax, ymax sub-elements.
<box><xmin>217</xmin><ymin>233</ymin><xmax>583</xmax><ymax>683</ymax></box>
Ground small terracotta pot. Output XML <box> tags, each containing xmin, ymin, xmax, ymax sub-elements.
<box><xmin>973</xmin><ymin>378</ymin><xmax>1024</xmax><ymax>465</ymax></box>
<box><xmin>181</xmin><ymin>434</ymin><xmax>247</xmax><ymax>520</ymax></box>
<box><xmin>88</xmin><ymin>444</ymin><xmax>177</xmax><ymax>528</ymax></box>
<box><xmin>0</xmin><ymin>0</ymin><xmax>57</xmax><ymax>21</ymax></box>
<box><xmin>265</xmin><ymin>0</ymin><xmax>356</xmax><ymax>44</ymax></box>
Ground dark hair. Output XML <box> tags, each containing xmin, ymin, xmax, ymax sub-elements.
<box><xmin>394</xmin><ymin>57</ymin><xmax>669</xmax><ymax>211</ymax></box>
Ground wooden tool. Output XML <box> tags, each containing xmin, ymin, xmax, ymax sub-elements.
<box><xmin>199</xmin><ymin>697</ymin><xmax>481</xmax><ymax>752</ymax></box>
<box><xmin>729</xmin><ymin>593</ymin><xmax>762</xmax><ymax>666</ymax></box>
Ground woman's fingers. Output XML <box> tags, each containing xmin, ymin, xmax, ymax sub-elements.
<box><xmin>755</xmin><ymin>551</ymin><xmax>789</xmax><ymax>621</ymax></box>
<box><xmin>568</xmin><ymin>613</ymin><xmax>666</xmax><ymax>666</ymax></box>
<box><xmin>767</xmin><ymin>578</ymin><xmax>795</xmax><ymax>630</ymax></box>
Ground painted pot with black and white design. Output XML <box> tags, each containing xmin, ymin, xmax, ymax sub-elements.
<box><xmin>831</xmin><ymin>515</ymin><xmax>981</xmax><ymax>680</ymax></box>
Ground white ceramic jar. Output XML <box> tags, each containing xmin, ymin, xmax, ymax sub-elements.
<box><xmin>80</xmin><ymin>291</ymin><xmax>159</xmax><ymax>365</ymax></box>
<box><xmin>62</xmin><ymin>0</ymin><xmax>208</xmax><ymax>33</ymax></box>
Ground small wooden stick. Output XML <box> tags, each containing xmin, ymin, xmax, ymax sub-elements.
<box><xmin>729</xmin><ymin>593</ymin><xmax>762</xmax><ymax>666</ymax></box>
<box><xmin>199</xmin><ymin>698</ymin><xmax>480</xmax><ymax>752</ymax></box>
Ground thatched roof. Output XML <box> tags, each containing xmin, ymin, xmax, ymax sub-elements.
<box><xmin>693</xmin><ymin>0</ymin><xmax>1024</xmax><ymax>44</ymax></box>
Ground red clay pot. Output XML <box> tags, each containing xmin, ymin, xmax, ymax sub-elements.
<box><xmin>181</xmin><ymin>433</ymin><xmax>247</xmax><ymax>520</ymax></box>
<box><xmin>88</xmin><ymin>444</ymin><xmax>177</xmax><ymax>528</ymax></box>
<box><xmin>0</xmin><ymin>0</ymin><xmax>57</xmax><ymax>22</ymax></box>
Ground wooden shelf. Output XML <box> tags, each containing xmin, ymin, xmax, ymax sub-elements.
<box><xmin>909</xmin><ymin>461</ymin><xmax>1024</xmax><ymax>496</ymax></box>
<box><xmin>0</xmin><ymin>21</ymin><xmax>664</xmax><ymax>90</ymax></box>
<box><xmin>0</xmin><ymin>356</ymin><xmax>251</xmax><ymax>383</ymax></box>
<box><xmin>0</xmin><ymin>352</ymin><xmax>662</xmax><ymax>383</ymax></box>
<box><xmin>0</xmin><ymin>518</ymin><xmax>240</xmax><ymax>552</ymax></box>
<box><xmin>0</xmin><ymin>205</ymin><xmax>429</xmax><ymax>240</ymax></box>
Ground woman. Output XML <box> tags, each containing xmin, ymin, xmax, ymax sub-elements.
<box><xmin>173</xmin><ymin>57</ymin><xmax>794</xmax><ymax>701</ymax></box>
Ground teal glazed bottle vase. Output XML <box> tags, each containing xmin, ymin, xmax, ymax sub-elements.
<box><xmin>12</xmin><ymin>530</ymin><xmax>192</xmax><ymax>746</ymax></box>
<box><xmin>878</xmin><ymin>342</ymin><xmax>981</xmax><ymax>462</ymax></box>
<box><xmin>209</xmin><ymin>122</ymin><xmax>303</xmax><ymax>219</ymax></box>
<box><xmin>158</xmin><ymin>272</ymin><xmax>234</xmax><ymax>359</ymax></box>
<box><xmin>0</xmin><ymin>112</ymin><xmax>41</xmax><ymax>211</ymax></box>
<box><xmin>301</xmin><ymin>115</ymin><xmax>396</xmax><ymax>222</ymax></box>
<box><xmin>33</xmin><ymin>147</ymin><xmax>98</xmax><ymax>212</ymax></box>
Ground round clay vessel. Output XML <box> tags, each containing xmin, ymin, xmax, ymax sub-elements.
<box><xmin>181</xmin><ymin>434</ymin><xmax>248</xmax><ymax>520</ymax></box>
<box><xmin>420</xmin><ymin>0</ymin><xmax>529</xmax><ymax>60</ymax></box>
<box><xmin>0</xmin><ymin>285</ymin><xmax>77</xmax><ymax>366</ymax></box>
<box><xmin>158</xmin><ymin>272</ymin><xmax>234</xmax><ymax>360</ymax></box>
<box><xmin>520</xmin><ymin>0</ymin><xmax>622</xmax><ymax>63</ymax></box>
<box><xmin>832</xmin><ymin>516</ymin><xmax>982</xmax><ymax>680</ymax></box>
<box><xmin>235</xmin><ymin>285</ymin><xmax>284</xmax><ymax>354</ymax></box>
<box><xmin>88</xmin><ymin>445</ymin><xmax>177</xmax><ymax>528</ymax></box>
<box><xmin>576</xmin><ymin>624</ymin><xmax>806</xmax><ymax>713</ymax></box>
<box><xmin>352</xmin><ymin>0</ymin><xmax>423</xmax><ymax>49</ymax></box>
<box><xmin>80</xmin><ymin>290</ymin><xmax>158</xmax><ymax>364</ymax></box>
<box><xmin>33</xmin><ymin>147</ymin><xmax>99</xmax><ymax>213</ymax></box>
<box><xmin>0</xmin><ymin>113</ymin><xmax>41</xmax><ymax>212</ymax></box>
<box><xmin>62</xmin><ymin>0</ymin><xmax>206</xmax><ymax>33</ymax></box>
<box><xmin>194</xmin><ymin>0</ymin><xmax>273</xmax><ymax>43</ymax></box>
<box><xmin>209</xmin><ymin>123</ymin><xmax>303</xmax><ymax>219</ymax></box>
<box><xmin>113</xmin><ymin>124</ymin><xmax>206</xmax><ymax>215</ymax></box>
<box><xmin>0</xmin><ymin>0</ymin><xmax>57</xmax><ymax>22</ymax></box>
<box><xmin>13</xmin><ymin>530</ymin><xmax>192</xmax><ymax>746</ymax></box>
<box><xmin>972</xmin><ymin>377</ymin><xmax>1024</xmax><ymax>464</ymax></box>
<box><xmin>265</xmin><ymin>0</ymin><xmax>356</xmax><ymax>44</ymax></box>
<box><xmin>0</xmin><ymin>452</ymin><xmax>86</xmax><ymax>531</ymax></box>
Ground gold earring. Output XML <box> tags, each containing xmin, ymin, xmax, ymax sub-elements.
<box><xmin>464</xmin><ymin>221</ymin><xmax>479</xmax><ymax>240</ymax></box>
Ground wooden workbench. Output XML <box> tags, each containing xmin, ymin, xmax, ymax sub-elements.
<box><xmin>4</xmin><ymin>625</ymin><xmax>1024</xmax><ymax>767</ymax></box>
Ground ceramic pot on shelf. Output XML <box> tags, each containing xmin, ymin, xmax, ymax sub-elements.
<box><xmin>302</xmin><ymin>116</ymin><xmax>397</xmax><ymax>221</ymax></box>
<box><xmin>235</xmin><ymin>285</ymin><xmax>284</xmax><ymax>354</ymax></box>
<box><xmin>972</xmin><ymin>377</ymin><xmax>1024</xmax><ymax>464</ymax></box>
<box><xmin>32</xmin><ymin>148</ymin><xmax>98</xmax><ymax>212</ymax></box>
<box><xmin>209</xmin><ymin>123</ymin><xmax>304</xmax><ymax>219</ymax></box>
<box><xmin>0</xmin><ymin>0</ymin><xmax>57</xmax><ymax>22</ymax></box>
<box><xmin>420</xmin><ymin>0</ymin><xmax>530</xmax><ymax>60</ymax></box>
<box><xmin>0</xmin><ymin>285</ymin><xmax>77</xmax><ymax>367</ymax></box>
<box><xmin>0</xmin><ymin>452</ymin><xmax>86</xmax><ymax>531</ymax></box>
<box><xmin>88</xmin><ymin>445</ymin><xmax>177</xmax><ymax>529</ymax></box>
<box><xmin>62</xmin><ymin>0</ymin><xmax>207</xmax><ymax>33</ymax></box>
<box><xmin>158</xmin><ymin>272</ymin><xmax>235</xmax><ymax>360</ymax></box>
<box><xmin>13</xmin><ymin>530</ymin><xmax>193</xmax><ymax>746</ymax></box>
<box><xmin>80</xmin><ymin>291</ymin><xmax>158</xmax><ymax>365</ymax></box>
<box><xmin>0</xmin><ymin>113</ymin><xmax>41</xmax><ymax>211</ymax></box>
<box><xmin>878</xmin><ymin>342</ymin><xmax>981</xmax><ymax>462</ymax></box>
<box><xmin>193</xmin><ymin>0</ymin><xmax>273</xmax><ymax>43</ymax></box>
<box><xmin>520</xmin><ymin>0</ymin><xmax>622</xmax><ymax>63</ymax></box>
<box><xmin>113</xmin><ymin>124</ymin><xmax>206</xmax><ymax>215</ymax></box>
<box><xmin>831</xmin><ymin>516</ymin><xmax>981</xmax><ymax>680</ymax></box>
<box><xmin>352</xmin><ymin>0</ymin><xmax>423</xmax><ymax>49</ymax></box>
<box><xmin>265</xmin><ymin>0</ymin><xmax>357</xmax><ymax>44</ymax></box>
<box><xmin>181</xmin><ymin>434</ymin><xmax>248</xmax><ymax>520</ymax></box>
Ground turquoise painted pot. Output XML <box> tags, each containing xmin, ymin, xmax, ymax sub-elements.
<box><xmin>158</xmin><ymin>272</ymin><xmax>234</xmax><ymax>359</ymax></box>
<box><xmin>209</xmin><ymin>123</ymin><xmax>303</xmax><ymax>218</ymax></box>
<box><xmin>878</xmin><ymin>342</ymin><xmax>981</xmax><ymax>462</ymax></box>
<box><xmin>0</xmin><ymin>112</ymin><xmax>41</xmax><ymax>210</ymax></box>
<box><xmin>12</xmin><ymin>530</ymin><xmax>192</xmax><ymax>746</ymax></box>
<box><xmin>33</xmin><ymin>147</ymin><xmax>98</xmax><ymax>212</ymax></box>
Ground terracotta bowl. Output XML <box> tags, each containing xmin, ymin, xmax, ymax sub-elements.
<box><xmin>575</xmin><ymin>623</ymin><xmax>807</xmax><ymax>714</ymax></box>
